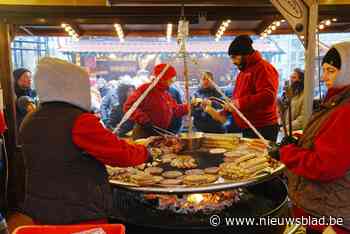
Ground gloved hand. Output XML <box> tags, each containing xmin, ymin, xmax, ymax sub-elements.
<box><xmin>268</xmin><ymin>136</ymin><xmax>298</xmax><ymax>160</ymax></box>
<box><xmin>268</xmin><ymin>143</ymin><xmax>281</xmax><ymax>161</ymax></box>
<box><xmin>142</xmin><ymin>122</ymin><xmax>154</xmax><ymax>132</ymax></box>
<box><xmin>280</xmin><ymin>135</ymin><xmax>298</xmax><ymax>146</ymax></box>
<box><xmin>145</xmin><ymin>149</ymin><xmax>154</xmax><ymax>163</ymax></box>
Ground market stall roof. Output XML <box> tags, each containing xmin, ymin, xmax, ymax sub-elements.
<box><xmin>58</xmin><ymin>37</ymin><xmax>284</xmax><ymax>54</ymax></box>
<box><xmin>1</xmin><ymin>0</ymin><xmax>350</xmax><ymax>38</ymax></box>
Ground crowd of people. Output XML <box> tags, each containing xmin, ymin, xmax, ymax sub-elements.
<box><xmin>8</xmin><ymin>35</ymin><xmax>350</xmax><ymax>233</ymax></box>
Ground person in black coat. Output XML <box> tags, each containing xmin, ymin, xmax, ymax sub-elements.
<box><xmin>13</xmin><ymin>68</ymin><xmax>38</xmax><ymax>129</ymax></box>
<box><xmin>192</xmin><ymin>72</ymin><xmax>226</xmax><ymax>133</ymax></box>
<box><xmin>13</xmin><ymin>68</ymin><xmax>37</xmax><ymax>99</ymax></box>
<box><xmin>168</xmin><ymin>85</ymin><xmax>183</xmax><ymax>133</ymax></box>
<box><xmin>108</xmin><ymin>84</ymin><xmax>135</xmax><ymax>136</ymax></box>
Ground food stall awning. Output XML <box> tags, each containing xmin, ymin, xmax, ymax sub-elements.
<box><xmin>1</xmin><ymin>1</ymin><xmax>350</xmax><ymax>37</ymax></box>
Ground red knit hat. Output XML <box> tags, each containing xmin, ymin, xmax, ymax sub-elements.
<box><xmin>153</xmin><ymin>63</ymin><xmax>177</xmax><ymax>82</ymax></box>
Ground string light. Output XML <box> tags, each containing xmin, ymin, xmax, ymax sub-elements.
<box><xmin>318</xmin><ymin>18</ymin><xmax>337</xmax><ymax>32</ymax></box>
<box><xmin>215</xmin><ymin>19</ymin><xmax>231</xmax><ymax>41</ymax></box>
<box><xmin>166</xmin><ymin>23</ymin><xmax>173</xmax><ymax>42</ymax></box>
<box><xmin>61</xmin><ymin>23</ymin><xmax>79</xmax><ymax>41</ymax></box>
<box><xmin>260</xmin><ymin>19</ymin><xmax>285</xmax><ymax>38</ymax></box>
<box><xmin>114</xmin><ymin>23</ymin><xmax>125</xmax><ymax>42</ymax></box>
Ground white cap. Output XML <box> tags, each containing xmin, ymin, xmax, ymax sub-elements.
<box><xmin>35</xmin><ymin>57</ymin><xmax>91</xmax><ymax>111</ymax></box>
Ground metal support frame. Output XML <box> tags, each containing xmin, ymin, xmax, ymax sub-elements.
<box><xmin>271</xmin><ymin>0</ymin><xmax>319</xmax><ymax>125</ymax></box>
<box><xmin>304</xmin><ymin>1</ymin><xmax>318</xmax><ymax>123</ymax></box>
<box><xmin>0</xmin><ymin>23</ymin><xmax>17</xmax><ymax>154</ymax></box>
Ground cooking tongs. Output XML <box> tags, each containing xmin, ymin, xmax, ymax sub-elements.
<box><xmin>152</xmin><ymin>125</ymin><xmax>177</xmax><ymax>137</ymax></box>
<box><xmin>208</xmin><ymin>96</ymin><xmax>226</xmax><ymax>108</ymax></box>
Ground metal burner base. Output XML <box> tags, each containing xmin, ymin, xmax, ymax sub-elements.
<box><xmin>110</xmin><ymin>178</ymin><xmax>289</xmax><ymax>233</ymax></box>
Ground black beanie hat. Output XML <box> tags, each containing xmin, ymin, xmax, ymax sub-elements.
<box><xmin>228</xmin><ymin>35</ymin><xmax>254</xmax><ymax>56</ymax></box>
<box><xmin>322</xmin><ymin>47</ymin><xmax>341</xmax><ymax>70</ymax></box>
<box><xmin>13</xmin><ymin>68</ymin><xmax>30</xmax><ymax>82</ymax></box>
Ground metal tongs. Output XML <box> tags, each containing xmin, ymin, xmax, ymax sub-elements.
<box><xmin>151</xmin><ymin>125</ymin><xmax>177</xmax><ymax>137</ymax></box>
<box><xmin>208</xmin><ymin>96</ymin><xmax>226</xmax><ymax>108</ymax></box>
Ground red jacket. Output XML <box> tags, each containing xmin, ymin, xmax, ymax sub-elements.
<box><xmin>72</xmin><ymin>113</ymin><xmax>148</xmax><ymax>167</ymax></box>
<box><xmin>280</xmin><ymin>87</ymin><xmax>350</xmax><ymax>182</ymax></box>
<box><xmin>124</xmin><ymin>83</ymin><xmax>188</xmax><ymax>129</ymax></box>
<box><xmin>232</xmin><ymin>51</ymin><xmax>279</xmax><ymax>129</ymax></box>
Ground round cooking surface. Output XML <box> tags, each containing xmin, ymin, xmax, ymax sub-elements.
<box><xmin>109</xmin><ymin>148</ymin><xmax>285</xmax><ymax>194</ymax></box>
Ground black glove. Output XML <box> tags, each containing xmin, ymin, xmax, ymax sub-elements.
<box><xmin>280</xmin><ymin>135</ymin><xmax>298</xmax><ymax>146</ymax></box>
<box><xmin>142</xmin><ymin>122</ymin><xmax>154</xmax><ymax>132</ymax></box>
<box><xmin>145</xmin><ymin>149</ymin><xmax>154</xmax><ymax>163</ymax></box>
<box><xmin>268</xmin><ymin>136</ymin><xmax>298</xmax><ymax>160</ymax></box>
<box><xmin>268</xmin><ymin>143</ymin><xmax>280</xmax><ymax>160</ymax></box>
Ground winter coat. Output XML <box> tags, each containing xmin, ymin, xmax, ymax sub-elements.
<box><xmin>231</xmin><ymin>51</ymin><xmax>279</xmax><ymax>129</ymax></box>
<box><xmin>281</xmin><ymin>92</ymin><xmax>305</xmax><ymax>131</ymax></box>
<box><xmin>192</xmin><ymin>88</ymin><xmax>225</xmax><ymax>133</ymax></box>
<box><xmin>124</xmin><ymin>83</ymin><xmax>188</xmax><ymax>129</ymax></box>
<box><xmin>280</xmin><ymin>86</ymin><xmax>350</xmax><ymax>230</ymax></box>
<box><xmin>20</xmin><ymin>102</ymin><xmax>147</xmax><ymax>224</ymax></box>
<box><xmin>168</xmin><ymin>86</ymin><xmax>183</xmax><ymax>133</ymax></box>
<box><xmin>100</xmin><ymin>89</ymin><xmax>119</xmax><ymax>124</ymax></box>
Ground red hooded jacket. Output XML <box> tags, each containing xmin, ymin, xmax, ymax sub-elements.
<box><xmin>231</xmin><ymin>51</ymin><xmax>279</xmax><ymax>129</ymax></box>
<box><xmin>280</xmin><ymin>87</ymin><xmax>350</xmax><ymax>182</ymax></box>
<box><xmin>124</xmin><ymin>83</ymin><xmax>188</xmax><ymax>129</ymax></box>
<box><xmin>124</xmin><ymin>64</ymin><xmax>188</xmax><ymax>129</ymax></box>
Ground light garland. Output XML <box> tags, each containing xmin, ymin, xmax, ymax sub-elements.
<box><xmin>166</xmin><ymin>23</ymin><xmax>173</xmax><ymax>42</ymax></box>
<box><xmin>318</xmin><ymin>18</ymin><xmax>337</xmax><ymax>31</ymax></box>
<box><xmin>260</xmin><ymin>19</ymin><xmax>285</xmax><ymax>39</ymax></box>
<box><xmin>215</xmin><ymin>19</ymin><xmax>231</xmax><ymax>41</ymax></box>
<box><xmin>61</xmin><ymin>23</ymin><xmax>79</xmax><ymax>41</ymax></box>
<box><xmin>114</xmin><ymin>23</ymin><xmax>125</xmax><ymax>42</ymax></box>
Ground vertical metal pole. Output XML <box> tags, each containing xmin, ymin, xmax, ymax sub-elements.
<box><xmin>303</xmin><ymin>2</ymin><xmax>318</xmax><ymax>125</ymax></box>
<box><xmin>182</xmin><ymin>41</ymin><xmax>193</xmax><ymax>150</ymax></box>
<box><xmin>0</xmin><ymin>23</ymin><xmax>17</xmax><ymax>153</ymax></box>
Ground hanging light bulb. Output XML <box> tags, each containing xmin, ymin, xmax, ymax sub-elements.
<box><xmin>267</xmin><ymin>29</ymin><xmax>272</xmax><ymax>34</ymax></box>
<box><xmin>276</xmin><ymin>21</ymin><xmax>281</xmax><ymax>27</ymax></box>
<box><xmin>319</xmin><ymin>24</ymin><xmax>325</xmax><ymax>30</ymax></box>
<box><xmin>325</xmin><ymin>20</ymin><xmax>331</xmax><ymax>26</ymax></box>
<box><xmin>271</xmin><ymin>25</ymin><xmax>277</xmax><ymax>30</ymax></box>
<box><xmin>332</xmin><ymin>18</ymin><xmax>337</xmax><ymax>22</ymax></box>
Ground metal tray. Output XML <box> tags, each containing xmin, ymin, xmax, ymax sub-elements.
<box><xmin>109</xmin><ymin>147</ymin><xmax>285</xmax><ymax>194</ymax></box>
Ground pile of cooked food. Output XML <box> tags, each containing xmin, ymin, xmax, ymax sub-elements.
<box><xmin>107</xmin><ymin>135</ymin><xmax>283</xmax><ymax>188</ymax></box>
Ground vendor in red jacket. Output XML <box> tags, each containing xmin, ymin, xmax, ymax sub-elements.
<box><xmin>124</xmin><ymin>64</ymin><xmax>189</xmax><ymax>139</ymax></box>
<box><xmin>19</xmin><ymin>57</ymin><xmax>149</xmax><ymax>225</ymax></box>
<box><xmin>228</xmin><ymin>35</ymin><xmax>279</xmax><ymax>142</ymax></box>
<box><xmin>280</xmin><ymin>42</ymin><xmax>350</xmax><ymax>234</ymax></box>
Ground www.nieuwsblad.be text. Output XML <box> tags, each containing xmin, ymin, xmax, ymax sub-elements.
<box><xmin>209</xmin><ymin>215</ymin><xmax>344</xmax><ymax>227</ymax></box>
